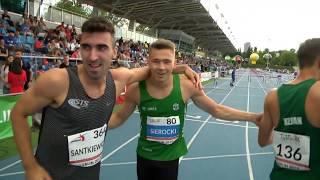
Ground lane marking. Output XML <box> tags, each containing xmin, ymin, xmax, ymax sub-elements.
<box><xmin>179</xmin><ymin>74</ymin><xmax>246</xmax><ymax>164</ymax></box>
<box><xmin>246</xmin><ymin>71</ymin><xmax>254</xmax><ymax>180</ymax></box>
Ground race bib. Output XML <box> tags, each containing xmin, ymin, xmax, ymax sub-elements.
<box><xmin>67</xmin><ymin>124</ymin><xmax>107</xmax><ymax>167</ymax></box>
<box><xmin>273</xmin><ymin>131</ymin><xmax>310</xmax><ymax>171</ymax></box>
<box><xmin>146</xmin><ymin>116</ymin><xmax>180</xmax><ymax>145</ymax></box>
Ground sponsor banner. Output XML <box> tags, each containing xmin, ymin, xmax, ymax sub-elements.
<box><xmin>200</xmin><ymin>72</ymin><xmax>212</xmax><ymax>82</ymax></box>
<box><xmin>0</xmin><ymin>94</ymin><xmax>32</xmax><ymax>140</ymax></box>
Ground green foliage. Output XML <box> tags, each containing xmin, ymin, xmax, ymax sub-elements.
<box><xmin>55</xmin><ymin>0</ymin><xmax>90</xmax><ymax>17</ymax></box>
<box><xmin>278</xmin><ymin>50</ymin><xmax>298</xmax><ymax>67</ymax></box>
<box><xmin>91</xmin><ymin>8</ymin><xmax>128</xmax><ymax>27</ymax></box>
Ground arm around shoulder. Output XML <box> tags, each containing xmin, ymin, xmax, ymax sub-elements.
<box><xmin>111</xmin><ymin>66</ymin><xmax>149</xmax><ymax>85</ymax></box>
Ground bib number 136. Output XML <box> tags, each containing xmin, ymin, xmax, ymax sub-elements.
<box><xmin>273</xmin><ymin>131</ymin><xmax>310</xmax><ymax>171</ymax></box>
<box><xmin>276</xmin><ymin>144</ymin><xmax>302</xmax><ymax>161</ymax></box>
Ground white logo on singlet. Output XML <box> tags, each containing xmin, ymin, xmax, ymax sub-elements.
<box><xmin>173</xmin><ymin>103</ymin><xmax>179</xmax><ymax>111</ymax></box>
<box><xmin>68</xmin><ymin>99</ymin><xmax>89</xmax><ymax>109</ymax></box>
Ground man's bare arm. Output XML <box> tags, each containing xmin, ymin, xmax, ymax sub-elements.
<box><xmin>111</xmin><ymin>65</ymin><xmax>200</xmax><ymax>88</ymax></box>
<box><xmin>10</xmin><ymin>69</ymin><xmax>65</xmax><ymax>175</ymax></box>
<box><xmin>108</xmin><ymin>83</ymin><xmax>139</xmax><ymax>129</ymax></box>
<box><xmin>258</xmin><ymin>92</ymin><xmax>276</xmax><ymax>147</ymax></box>
<box><xmin>191</xmin><ymin>87</ymin><xmax>259</xmax><ymax>123</ymax></box>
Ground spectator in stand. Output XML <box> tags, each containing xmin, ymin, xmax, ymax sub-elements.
<box><xmin>0</xmin><ymin>39</ymin><xmax>8</xmax><ymax>61</ymax></box>
<box><xmin>118</xmin><ymin>36</ymin><xmax>124</xmax><ymax>46</ymax></box>
<box><xmin>4</xmin><ymin>29</ymin><xmax>17</xmax><ymax>48</ymax></box>
<box><xmin>47</xmin><ymin>39</ymin><xmax>55</xmax><ymax>53</ymax></box>
<box><xmin>20</xmin><ymin>18</ymin><xmax>30</xmax><ymax>33</ymax></box>
<box><xmin>15</xmin><ymin>49</ymin><xmax>32</xmax><ymax>90</ymax></box>
<box><xmin>14</xmin><ymin>30</ymin><xmax>24</xmax><ymax>48</ymax></box>
<box><xmin>71</xmin><ymin>45</ymin><xmax>81</xmax><ymax>59</ymax></box>
<box><xmin>7</xmin><ymin>58</ymin><xmax>26</xmax><ymax>94</ymax></box>
<box><xmin>38</xmin><ymin>17</ymin><xmax>48</xmax><ymax>32</ymax></box>
<box><xmin>65</xmin><ymin>24</ymin><xmax>71</xmax><ymax>42</ymax></box>
<box><xmin>16</xmin><ymin>13</ymin><xmax>28</xmax><ymax>30</ymax></box>
<box><xmin>59</xmin><ymin>54</ymin><xmax>70</xmax><ymax>68</ymax></box>
<box><xmin>24</xmin><ymin>31</ymin><xmax>35</xmax><ymax>52</ymax></box>
<box><xmin>0</xmin><ymin>55</ymin><xmax>14</xmax><ymax>94</ymax></box>
<box><xmin>58</xmin><ymin>26</ymin><xmax>66</xmax><ymax>40</ymax></box>
<box><xmin>56</xmin><ymin>21</ymin><xmax>64</xmax><ymax>30</ymax></box>
<box><xmin>71</xmin><ymin>24</ymin><xmax>77</xmax><ymax>39</ymax></box>
<box><xmin>35</xmin><ymin>37</ymin><xmax>48</xmax><ymax>54</ymax></box>
<box><xmin>67</xmin><ymin>38</ymin><xmax>78</xmax><ymax>54</ymax></box>
<box><xmin>2</xmin><ymin>10</ymin><xmax>13</xmax><ymax>26</ymax></box>
<box><xmin>0</xmin><ymin>21</ymin><xmax>7</xmax><ymax>36</ymax></box>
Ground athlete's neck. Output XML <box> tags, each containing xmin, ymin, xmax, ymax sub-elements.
<box><xmin>78</xmin><ymin>65</ymin><xmax>106</xmax><ymax>87</ymax></box>
<box><xmin>293</xmin><ymin>67</ymin><xmax>319</xmax><ymax>83</ymax></box>
<box><xmin>148</xmin><ymin>75</ymin><xmax>173</xmax><ymax>88</ymax></box>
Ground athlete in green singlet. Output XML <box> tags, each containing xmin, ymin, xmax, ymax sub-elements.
<box><xmin>258</xmin><ymin>38</ymin><xmax>320</xmax><ymax>180</ymax></box>
<box><xmin>109</xmin><ymin>39</ymin><xmax>261</xmax><ymax>180</ymax></box>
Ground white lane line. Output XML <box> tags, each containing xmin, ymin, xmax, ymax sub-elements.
<box><xmin>183</xmin><ymin>152</ymin><xmax>274</xmax><ymax>161</ymax></box>
<box><xmin>101</xmin><ymin>134</ymin><xmax>139</xmax><ymax>162</ymax></box>
<box><xmin>0</xmin><ymin>171</ymin><xmax>24</xmax><ymax>177</ymax></box>
<box><xmin>246</xmin><ymin>72</ymin><xmax>254</xmax><ymax>180</ymax></box>
<box><xmin>185</xmin><ymin>118</ymin><xmax>258</xmax><ymax>129</ymax></box>
<box><xmin>101</xmin><ymin>78</ymin><xmax>229</xmax><ymax>162</ymax></box>
<box><xmin>0</xmin><ymin>76</ymin><xmax>233</xmax><ymax>173</ymax></box>
<box><xmin>0</xmin><ymin>152</ymin><xmax>274</xmax><ymax>177</ymax></box>
<box><xmin>216</xmin><ymin>118</ymin><xmax>239</xmax><ymax>123</ymax></box>
<box><xmin>179</xmin><ymin>74</ymin><xmax>246</xmax><ymax>164</ymax></box>
<box><xmin>101</xmin><ymin>152</ymin><xmax>274</xmax><ymax>166</ymax></box>
<box><xmin>102</xmin><ymin>161</ymin><xmax>136</xmax><ymax>166</ymax></box>
<box><xmin>186</xmin><ymin>115</ymin><xmax>201</xmax><ymax>119</ymax></box>
<box><xmin>0</xmin><ymin>160</ymin><xmax>21</xmax><ymax>172</ymax></box>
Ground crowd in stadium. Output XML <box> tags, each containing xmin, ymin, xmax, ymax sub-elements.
<box><xmin>0</xmin><ymin>10</ymin><xmax>233</xmax><ymax>95</ymax></box>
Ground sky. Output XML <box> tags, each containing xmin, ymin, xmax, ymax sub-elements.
<box><xmin>201</xmin><ymin>0</ymin><xmax>320</xmax><ymax>51</ymax></box>
<box><xmin>44</xmin><ymin>0</ymin><xmax>320</xmax><ymax>51</ymax></box>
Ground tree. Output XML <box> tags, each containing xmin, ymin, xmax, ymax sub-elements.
<box><xmin>278</xmin><ymin>50</ymin><xmax>298</xmax><ymax>67</ymax></box>
<box><xmin>55</xmin><ymin>0</ymin><xmax>91</xmax><ymax>17</ymax></box>
<box><xmin>90</xmin><ymin>7</ymin><xmax>128</xmax><ymax>27</ymax></box>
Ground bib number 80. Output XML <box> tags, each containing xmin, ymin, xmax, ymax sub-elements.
<box><xmin>167</xmin><ymin>117</ymin><xmax>177</xmax><ymax>125</ymax></box>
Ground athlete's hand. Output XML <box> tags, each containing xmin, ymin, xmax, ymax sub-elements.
<box><xmin>184</xmin><ymin>67</ymin><xmax>202</xmax><ymax>90</ymax></box>
<box><xmin>254</xmin><ymin>113</ymin><xmax>263</xmax><ymax>127</ymax></box>
<box><xmin>25</xmin><ymin>164</ymin><xmax>52</xmax><ymax>180</ymax></box>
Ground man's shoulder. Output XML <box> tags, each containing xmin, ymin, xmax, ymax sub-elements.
<box><xmin>41</xmin><ymin>68</ymin><xmax>68</xmax><ymax>84</ymax></box>
<box><xmin>179</xmin><ymin>75</ymin><xmax>198</xmax><ymax>98</ymax></box>
<box><xmin>308</xmin><ymin>81</ymin><xmax>320</xmax><ymax>98</ymax></box>
<box><xmin>179</xmin><ymin>75</ymin><xmax>195</xmax><ymax>87</ymax></box>
<box><xmin>110</xmin><ymin>67</ymin><xmax>130</xmax><ymax>81</ymax></box>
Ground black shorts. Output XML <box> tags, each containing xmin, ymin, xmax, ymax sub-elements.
<box><xmin>137</xmin><ymin>154</ymin><xmax>179</xmax><ymax>180</ymax></box>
